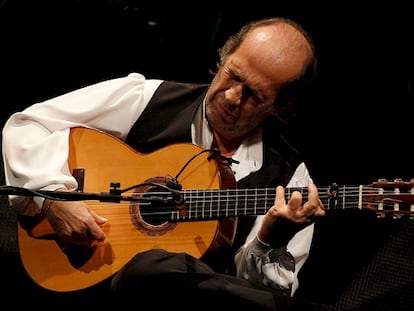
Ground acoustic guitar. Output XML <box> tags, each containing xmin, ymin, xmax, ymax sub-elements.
<box><xmin>16</xmin><ymin>127</ymin><xmax>414</xmax><ymax>292</ymax></box>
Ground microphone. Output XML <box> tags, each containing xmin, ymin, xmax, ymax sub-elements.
<box><xmin>166</xmin><ymin>179</ymin><xmax>186</xmax><ymax>216</ymax></box>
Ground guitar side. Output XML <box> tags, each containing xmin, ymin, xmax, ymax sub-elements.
<box><xmin>17</xmin><ymin>127</ymin><xmax>237</xmax><ymax>292</ymax></box>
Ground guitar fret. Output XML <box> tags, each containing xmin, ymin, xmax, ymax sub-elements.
<box><xmin>217</xmin><ymin>190</ymin><xmax>220</xmax><ymax>218</ymax></box>
<box><xmin>213</xmin><ymin>190</ymin><xmax>217</xmax><ymax>218</ymax></box>
<box><xmin>233</xmin><ymin>190</ymin><xmax>239</xmax><ymax>215</ymax></box>
<box><xmin>358</xmin><ymin>185</ymin><xmax>362</xmax><ymax>210</ymax></box>
<box><xmin>243</xmin><ymin>189</ymin><xmax>247</xmax><ymax>215</ymax></box>
<box><xmin>210</xmin><ymin>190</ymin><xmax>214</xmax><ymax>217</ymax></box>
<box><xmin>342</xmin><ymin>185</ymin><xmax>346</xmax><ymax>210</ymax></box>
<box><xmin>205</xmin><ymin>190</ymin><xmax>209</xmax><ymax>219</ymax></box>
<box><xmin>254</xmin><ymin>188</ymin><xmax>257</xmax><ymax>215</ymax></box>
<box><xmin>264</xmin><ymin>190</ymin><xmax>274</xmax><ymax>211</ymax></box>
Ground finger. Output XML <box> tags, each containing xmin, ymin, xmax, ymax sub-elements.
<box><xmin>274</xmin><ymin>185</ymin><xmax>286</xmax><ymax>206</ymax></box>
<box><xmin>88</xmin><ymin>224</ymin><xmax>106</xmax><ymax>242</ymax></box>
<box><xmin>90</xmin><ymin>209</ymin><xmax>108</xmax><ymax>225</ymax></box>
<box><xmin>87</xmin><ymin>209</ymin><xmax>107</xmax><ymax>242</ymax></box>
<box><xmin>306</xmin><ymin>183</ymin><xmax>319</xmax><ymax>204</ymax></box>
<box><xmin>315</xmin><ymin>199</ymin><xmax>326</xmax><ymax>216</ymax></box>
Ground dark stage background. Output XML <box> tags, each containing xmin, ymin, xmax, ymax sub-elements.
<box><xmin>0</xmin><ymin>0</ymin><xmax>410</xmax><ymax>186</ymax></box>
<box><xmin>0</xmin><ymin>1</ymin><xmax>412</xmax><ymax>310</ymax></box>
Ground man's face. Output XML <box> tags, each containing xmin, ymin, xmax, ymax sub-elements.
<box><xmin>205</xmin><ymin>24</ymin><xmax>310</xmax><ymax>142</ymax></box>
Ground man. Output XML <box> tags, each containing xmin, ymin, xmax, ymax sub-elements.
<box><xmin>2</xmin><ymin>17</ymin><xmax>324</xmax><ymax>310</ymax></box>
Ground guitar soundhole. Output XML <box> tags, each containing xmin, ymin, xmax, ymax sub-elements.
<box><xmin>129</xmin><ymin>177</ymin><xmax>178</xmax><ymax>236</ymax></box>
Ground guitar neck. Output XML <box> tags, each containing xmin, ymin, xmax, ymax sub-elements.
<box><xmin>167</xmin><ymin>183</ymin><xmax>414</xmax><ymax>221</ymax></box>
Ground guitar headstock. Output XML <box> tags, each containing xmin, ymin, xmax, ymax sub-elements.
<box><xmin>364</xmin><ymin>178</ymin><xmax>414</xmax><ymax>219</ymax></box>
<box><xmin>324</xmin><ymin>178</ymin><xmax>414</xmax><ymax>219</ymax></box>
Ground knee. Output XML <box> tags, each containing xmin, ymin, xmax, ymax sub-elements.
<box><xmin>111</xmin><ymin>249</ymin><xmax>181</xmax><ymax>290</ymax></box>
<box><xmin>117</xmin><ymin>248</ymin><xmax>172</xmax><ymax>277</ymax></box>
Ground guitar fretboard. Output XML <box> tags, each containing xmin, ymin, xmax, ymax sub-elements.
<box><xmin>155</xmin><ymin>184</ymin><xmax>414</xmax><ymax>221</ymax></box>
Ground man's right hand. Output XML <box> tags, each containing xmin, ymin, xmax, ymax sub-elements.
<box><xmin>43</xmin><ymin>199</ymin><xmax>107</xmax><ymax>246</ymax></box>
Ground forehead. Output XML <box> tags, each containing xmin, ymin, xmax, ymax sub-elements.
<box><xmin>246</xmin><ymin>24</ymin><xmax>310</xmax><ymax>66</ymax></box>
<box><xmin>228</xmin><ymin>24</ymin><xmax>310</xmax><ymax>89</ymax></box>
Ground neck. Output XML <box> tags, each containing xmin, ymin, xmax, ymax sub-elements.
<box><xmin>212</xmin><ymin>132</ymin><xmax>243</xmax><ymax>157</ymax></box>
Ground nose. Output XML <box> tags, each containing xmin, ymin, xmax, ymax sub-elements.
<box><xmin>224</xmin><ymin>83</ymin><xmax>243</xmax><ymax>105</ymax></box>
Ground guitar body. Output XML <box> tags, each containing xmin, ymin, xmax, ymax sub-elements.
<box><xmin>17</xmin><ymin>127</ymin><xmax>237</xmax><ymax>292</ymax></box>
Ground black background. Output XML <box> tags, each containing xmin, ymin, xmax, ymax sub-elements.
<box><xmin>0</xmin><ymin>1</ymin><xmax>412</xmax><ymax>309</ymax></box>
<box><xmin>0</xmin><ymin>1</ymin><xmax>411</xmax><ymax>185</ymax></box>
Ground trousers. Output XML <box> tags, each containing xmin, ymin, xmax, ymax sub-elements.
<box><xmin>110</xmin><ymin>248</ymin><xmax>295</xmax><ymax>310</ymax></box>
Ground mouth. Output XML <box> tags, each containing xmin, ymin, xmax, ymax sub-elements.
<box><xmin>221</xmin><ymin>111</ymin><xmax>238</xmax><ymax>126</ymax></box>
<box><xmin>207</xmin><ymin>92</ymin><xmax>240</xmax><ymax>125</ymax></box>
<box><xmin>217</xmin><ymin>101</ymin><xmax>239</xmax><ymax>123</ymax></box>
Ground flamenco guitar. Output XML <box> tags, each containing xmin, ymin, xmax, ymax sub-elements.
<box><xmin>16</xmin><ymin>127</ymin><xmax>414</xmax><ymax>292</ymax></box>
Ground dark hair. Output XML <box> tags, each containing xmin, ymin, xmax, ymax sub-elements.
<box><xmin>215</xmin><ymin>17</ymin><xmax>318</xmax><ymax>124</ymax></box>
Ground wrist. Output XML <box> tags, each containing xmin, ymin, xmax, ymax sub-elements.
<box><xmin>260</xmin><ymin>219</ymin><xmax>307</xmax><ymax>248</ymax></box>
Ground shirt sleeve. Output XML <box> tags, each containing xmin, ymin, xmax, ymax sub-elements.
<box><xmin>2</xmin><ymin>73</ymin><xmax>163</xmax><ymax>214</ymax></box>
<box><xmin>234</xmin><ymin>162</ymin><xmax>315</xmax><ymax>296</ymax></box>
